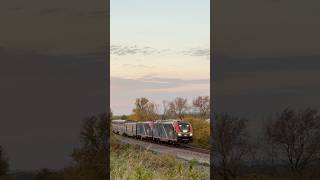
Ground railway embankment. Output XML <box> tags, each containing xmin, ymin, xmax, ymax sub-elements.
<box><xmin>115</xmin><ymin>135</ymin><xmax>210</xmax><ymax>164</ymax></box>
<box><xmin>110</xmin><ymin>135</ymin><xmax>210</xmax><ymax>179</ymax></box>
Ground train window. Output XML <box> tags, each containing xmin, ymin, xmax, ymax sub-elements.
<box><xmin>159</xmin><ymin>124</ymin><xmax>164</xmax><ymax>136</ymax></box>
<box><xmin>179</xmin><ymin>122</ymin><xmax>190</xmax><ymax>132</ymax></box>
<box><xmin>164</xmin><ymin>124</ymin><xmax>171</xmax><ymax>130</ymax></box>
<box><xmin>163</xmin><ymin>124</ymin><xmax>173</xmax><ymax>137</ymax></box>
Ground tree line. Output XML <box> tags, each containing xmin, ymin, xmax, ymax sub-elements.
<box><xmin>120</xmin><ymin>96</ymin><xmax>210</xmax><ymax>121</ymax></box>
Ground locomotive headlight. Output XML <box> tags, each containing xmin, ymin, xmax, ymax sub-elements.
<box><xmin>178</xmin><ymin>133</ymin><xmax>182</xmax><ymax>136</ymax></box>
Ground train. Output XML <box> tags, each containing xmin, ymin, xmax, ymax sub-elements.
<box><xmin>111</xmin><ymin>119</ymin><xmax>193</xmax><ymax>144</ymax></box>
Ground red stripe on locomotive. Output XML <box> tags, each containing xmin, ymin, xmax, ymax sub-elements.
<box><xmin>173</xmin><ymin>121</ymin><xmax>181</xmax><ymax>133</ymax></box>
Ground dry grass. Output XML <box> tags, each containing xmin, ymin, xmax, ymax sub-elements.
<box><xmin>110</xmin><ymin>136</ymin><xmax>209</xmax><ymax>180</ymax></box>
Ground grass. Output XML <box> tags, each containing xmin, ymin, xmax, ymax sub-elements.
<box><xmin>110</xmin><ymin>135</ymin><xmax>209</xmax><ymax>180</ymax></box>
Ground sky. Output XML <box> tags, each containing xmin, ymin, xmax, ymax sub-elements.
<box><xmin>1</xmin><ymin>0</ymin><xmax>107</xmax><ymax>171</ymax></box>
<box><xmin>213</xmin><ymin>0</ymin><xmax>320</xmax><ymax>130</ymax></box>
<box><xmin>110</xmin><ymin>0</ymin><xmax>210</xmax><ymax>115</ymax></box>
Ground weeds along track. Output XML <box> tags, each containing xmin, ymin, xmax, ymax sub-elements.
<box><xmin>179</xmin><ymin>144</ymin><xmax>210</xmax><ymax>154</ymax></box>
<box><xmin>114</xmin><ymin>134</ymin><xmax>210</xmax><ymax>154</ymax></box>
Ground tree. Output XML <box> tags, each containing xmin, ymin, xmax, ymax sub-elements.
<box><xmin>212</xmin><ymin>113</ymin><xmax>254</xmax><ymax>180</ymax></box>
<box><xmin>133</xmin><ymin>97</ymin><xmax>149</xmax><ymax>120</ymax></box>
<box><xmin>168</xmin><ymin>97</ymin><xmax>188</xmax><ymax>120</ymax></box>
<box><xmin>193</xmin><ymin>96</ymin><xmax>210</xmax><ymax>119</ymax></box>
<box><xmin>161</xmin><ymin>100</ymin><xmax>170</xmax><ymax>120</ymax></box>
<box><xmin>131</xmin><ymin>97</ymin><xmax>158</xmax><ymax>121</ymax></box>
<box><xmin>64</xmin><ymin>114</ymin><xmax>108</xmax><ymax>179</ymax></box>
<box><xmin>265</xmin><ymin>108</ymin><xmax>320</xmax><ymax>178</ymax></box>
<box><xmin>120</xmin><ymin>115</ymin><xmax>128</xmax><ymax>120</ymax></box>
<box><xmin>0</xmin><ymin>146</ymin><xmax>9</xmax><ymax>177</ymax></box>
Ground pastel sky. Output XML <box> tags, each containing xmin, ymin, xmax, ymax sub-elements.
<box><xmin>111</xmin><ymin>0</ymin><xmax>210</xmax><ymax>115</ymax></box>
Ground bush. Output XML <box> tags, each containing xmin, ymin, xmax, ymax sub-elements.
<box><xmin>184</xmin><ymin>117</ymin><xmax>210</xmax><ymax>148</ymax></box>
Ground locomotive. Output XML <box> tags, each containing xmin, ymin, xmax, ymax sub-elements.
<box><xmin>111</xmin><ymin>119</ymin><xmax>193</xmax><ymax>144</ymax></box>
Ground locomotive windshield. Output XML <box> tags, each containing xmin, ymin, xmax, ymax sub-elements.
<box><xmin>179</xmin><ymin>122</ymin><xmax>190</xmax><ymax>132</ymax></box>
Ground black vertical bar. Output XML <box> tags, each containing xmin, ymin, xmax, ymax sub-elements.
<box><xmin>106</xmin><ymin>0</ymin><xmax>111</xmax><ymax>179</ymax></box>
<box><xmin>210</xmin><ymin>0</ymin><xmax>214</xmax><ymax>179</ymax></box>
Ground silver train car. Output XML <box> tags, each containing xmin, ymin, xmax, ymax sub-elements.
<box><xmin>111</xmin><ymin>119</ymin><xmax>126</xmax><ymax>135</ymax></box>
<box><xmin>137</xmin><ymin>121</ymin><xmax>154</xmax><ymax>140</ymax></box>
<box><xmin>125</xmin><ymin>122</ymin><xmax>137</xmax><ymax>137</ymax></box>
<box><xmin>111</xmin><ymin>119</ymin><xmax>193</xmax><ymax>144</ymax></box>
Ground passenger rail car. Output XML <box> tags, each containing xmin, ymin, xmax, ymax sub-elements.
<box><xmin>111</xmin><ymin>119</ymin><xmax>193</xmax><ymax>144</ymax></box>
<box><xmin>137</xmin><ymin>121</ymin><xmax>154</xmax><ymax>140</ymax></box>
<box><xmin>125</xmin><ymin>122</ymin><xmax>137</xmax><ymax>137</ymax></box>
<box><xmin>111</xmin><ymin>119</ymin><xmax>126</xmax><ymax>135</ymax></box>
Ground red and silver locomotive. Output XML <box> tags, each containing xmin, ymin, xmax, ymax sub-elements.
<box><xmin>153</xmin><ymin>120</ymin><xmax>193</xmax><ymax>144</ymax></box>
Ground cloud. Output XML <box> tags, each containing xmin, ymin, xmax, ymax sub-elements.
<box><xmin>111</xmin><ymin>76</ymin><xmax>210</xmax><ymax>115</ymax></box>
<box><xmin>138</xmin><ymin>76</ymin><xmax>209</xmax><ymax>85</ymax></box>
<box><xmin>182</xmin><ymin>48</ymin><xmax>210</xmax><ymax>57</ymax></box>
<box><xmin>110</xmin><ymin>45</ymin><xmax>163</xmax><ymax>56</ymax></box>
<box><xmin>110</xmin><ymin>44</ymin><xmax>210</xmax><ymax>58</ymax></box>
<box><xmin>111</xmin><ymin>76</ymin><xmax>209</xmax><ymax>90</ymax></box>
<box><xmin>122</xmin><ymin>64</ymin><xmax>154</xmax><ymax>69</ymax></box>
<box><xmin>144</xmin><ymin>83</ymin><xmax>209</xmax><ymax>93</ymax></box>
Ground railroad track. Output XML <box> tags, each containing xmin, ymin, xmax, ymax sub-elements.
<box><xmin>180</xmin><ymin>144</ymin><xmax>211</xmax><ymax>154</ymax></box>
<box><xmin>114</xmin><ymin>134</ymin><xmax>210</xmax><ymax>155</ymax></box>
